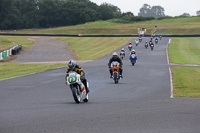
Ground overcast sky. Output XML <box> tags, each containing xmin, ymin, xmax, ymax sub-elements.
<box><xmin>90</xmin><ymin>0</ymin><xmax>200</xmax><ymax>16</ymax></box>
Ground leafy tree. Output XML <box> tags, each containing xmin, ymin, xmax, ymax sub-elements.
<box><xmin>121</xmin><ymin>12</ymin><xmax>134</xmax><ymax>17</ymax></box>
<box><xmin>138</xmin><ymin>4</ymin><xmax>165</xmax><ymax>18</ymax></box>
<box><xmin>138</xmin><ymin>4</ymin><xmax>152</xmax><ymax>17</ymax></box>
<box><xmin>196</xmin><ymin>10</ymin><xmax>200</xmax><ymax>16</ymax></box>
<box><xmin>151</xmin><ymin>6</ymin><xmax>165</xmax><ymax>18</ymax></box>
<box><xmin>98</xmin><ymin>3</ymin><xmax>121</xmax><ymax>20</ymax></box>
<box><xmin>180</xmin><ymin>13</ymin><xmax>190</xmax><ymax>17</ymax></box>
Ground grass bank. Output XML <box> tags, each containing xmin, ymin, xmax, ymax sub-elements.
<box><xmin>57</xmin><ymin>37</ymin><xmax>132</xmax><ymax>60</ymax></box>
<box><xmin>169</xmin><ymin>37</ymin><xmax>200</xmax><ymax>97</ymax></box>
<box><xmin>1</xmin><ymin>16</ymin><xmax>200</xmax><ymax>35</ymax></box>
<box><xmin>169</xmin><ymin>37</ymin><xmax>200</xmax><ymax>65</ymax></box>
<box><xmin>171</xmin><ymin>67</ymin><xmax>200</xmax><ymax>97</ymax></box>
<box><xmin>0</xmin><ymin>63</ymin><xmax>66</xmax><ymax>80</ymax></box>
<box><xmin>0</xmin><ymin>36</ymin><xmax>34</xmax><ymax>52</ymax></box>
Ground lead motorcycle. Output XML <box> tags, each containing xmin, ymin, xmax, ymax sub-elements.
<box><xmin>110</xmin><ymin>62</ymin><xmax>120</xmax><ymax>84</ymax></box>
<box><xmin>66</xmin><ymin>72</ymin><xmax>89</xmax><ymax>103</ymax></box>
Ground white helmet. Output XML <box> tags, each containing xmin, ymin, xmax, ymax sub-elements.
<box><xmin>112</xmin><ymin>52</ymin><xmax>118</xmax><ymax>56</ymax></box>
<box><xmin>131</xmin><ymin>49</ymin><xmax>135</xmax><ymax>52</ymax></box>
<box><xmin>121</xmin><ymin>48</ymin><xmax>125</xmax><ymax>51</ymax></box>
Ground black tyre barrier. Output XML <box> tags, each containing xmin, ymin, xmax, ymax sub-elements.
<box><xmin>12</xmin><ymin>45</ymin><xmax>22</xmax><ymax>55</ymax></box>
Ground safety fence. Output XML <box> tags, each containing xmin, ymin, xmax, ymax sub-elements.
<box><xmin>0</xmin><ymin>45</ymin><xmax>22</xmax><ymax>61</ymax></box>
<box><xmin>0</xmin><ymin>33</ymin><xmax>200</xmax><ymax>37</ymax></box>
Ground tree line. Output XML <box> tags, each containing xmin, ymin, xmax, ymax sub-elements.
<box><xmin>1</xmin><ymin>0</ymin><xmax>198</xmax><ymax>30</ymax></box>
<box><xmin>0</xmin><ymin>0</ymin><xmax>121</xmax><ymax>30</ymax></box>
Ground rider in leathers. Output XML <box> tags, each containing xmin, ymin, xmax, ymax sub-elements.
<box><xmin>66</xmin><ymin>60</ymin><xmax>90</xmax><ymax>93</ymax></box>
<box><xmin>108</xmin><ymin>52</ymin><xmax>123</xmax><ymax>78</ymax></box>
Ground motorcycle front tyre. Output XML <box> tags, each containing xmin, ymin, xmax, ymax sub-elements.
<box><xmin>83</xmin><ymin>94</ymin><xmax>89</xmax><ymax>102</ymax></box>
<box><xmin>72</xmin><ymin>86</ymin><xmax>81</xmax><ymax>103</ymax></box>
<box><xmin>114</xmin><ymin>73</ymin><xmax>118</xmax><ymax>84</ymax></box>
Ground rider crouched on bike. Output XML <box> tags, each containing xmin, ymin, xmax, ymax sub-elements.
<box><xmin>120</xmin><ymin>48</ymin><xmax>125</xmax><ymax>57</ymax></box>
<box><xmin>66</xmin><ymin>60</ymin><xmax>90</xmax><ymax>93</ymax></box>
<box><xmin>108</xmin><ymin>52</ymin><xmax>123</xmax><ymax>78</ymax></box>
<box><xmin>130</xmin><ymin>49</ymin><xmax>137</xmax><ymax>59</ymax></box>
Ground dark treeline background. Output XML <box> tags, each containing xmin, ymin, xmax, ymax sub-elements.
<box><xmin>3</xmin><ymin>0</ymin><xmax>194</xmax><ymax>30</ymax></box>
<box><xmin>0</xmin><ymin>0</ymin><xmax>122</xmax><ymax>30</ymax></box>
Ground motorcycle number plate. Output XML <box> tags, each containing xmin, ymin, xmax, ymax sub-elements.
<box><xmin>68</xmin><ymin>77</ymin><xmax>77</xmax><ymax>83</ymax></box>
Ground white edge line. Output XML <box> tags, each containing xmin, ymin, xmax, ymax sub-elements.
<box><xmin>0</xmin><ymin>66</ymin><xmax>66</xmax><ymax>82</ymax></box>
<box><xmin>166</xmin><ymin>38</ymin><xmax>174</xmax><ymax>98</ymax></box>
<box><xmin>0</xmin><ymin>60</ymin><xmax>92</xmax><ymax>82</ymax></box>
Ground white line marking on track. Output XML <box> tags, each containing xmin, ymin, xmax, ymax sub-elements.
<box><xmin>0</xmin><ymin>67</ymin><xmax>66</xmax><ymax>82</ymax></box>
<box><xmin>166</xmin><ymin>38</ymin><xmax>174</xmax><ymax>98</ymax></box>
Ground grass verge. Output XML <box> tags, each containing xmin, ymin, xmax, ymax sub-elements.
<box><xmin>57</xmin><ymin>37</ymin><xmax>132</xmax><ymax>60</ymax></box>
<box><xmin>0</xmin><ymin>36</ymin><xmax>34</xmax><ymax>52</ymax></box>
<box><xmin>2</xmin><ymin>16</ymin><xmax>200</xmax><ymax>35</ymax></box>
<box><xmin>0</xmin><ymin>63</ymin><xmax>66</xmax><ymax>80</ymax></box>
<box><xmin>169</xmin><ymin>37</ymin><xmax>200</xmax><ymax>65</ymax></box>
<box><xmin>171</xmin><ymin>67</ymin><xmax>200</xmax><ymax>97</ymax></box>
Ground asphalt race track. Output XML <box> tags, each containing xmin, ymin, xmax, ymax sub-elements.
<box><xmin>1</xmin><ymin>37</ymin><xmax>200</xmax><ymax>133</ymax></box>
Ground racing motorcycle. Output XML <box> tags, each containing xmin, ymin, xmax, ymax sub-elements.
<box><xmin>120</xmin><ymin>51</ymin><xmax>125</xmax><ymax>60</ymax></box>
<box><xmin>110</xmin><ymin>62</ymin><xmax>120</xmax><ymax>84</ymax></box>
<box><xmin>130</xmin><ymin>54</ymin><xmax>137</xmax><ymax>66</ymax></box>
<box><xmin>150</xmin><ymin>44</ymin><xmax>154</xmax><ymax>51</ymax></box>
<box><xmin>145</xmin><ymin>43</ymin><xmax>148</xmax><ymax>49</ymax></box>
<box><xmin>155</xmin><ymin>38</ymin><xmax>158</xmax><ymax>44</ymax></box>
<box><xmin>66</xmin><ymin>72</ymin><xmax>89</xmax><ymax>103</ymax></box>
<box><xmin>135</xmin><ymin>40</ymin><xmax>139</xmax><ymax>46</ymax></box>
<box><xmin>128</xmin><ymin>44</ymin><xmax>132</xmax><ymax>51</ymax></box>
<box><xmin>139</xmin><ymin>37</ymin><xmax>142</xmax><ymax>42</ymax></box>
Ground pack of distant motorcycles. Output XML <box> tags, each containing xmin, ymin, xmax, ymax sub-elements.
<box><xmin>67</xmin><ymin>36</ymin><xmax>162</xmax><ymax>103</ymax></box>
<box><xmin>113</xmin><ymin>36</ymin><xmax>162</xmax><ymax>85</ymax></box>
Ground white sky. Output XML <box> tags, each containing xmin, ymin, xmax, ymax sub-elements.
<box><xmin>90</xmin><ymin>0</ymin><xmax>200</xmax><ymax>16</ymax></box>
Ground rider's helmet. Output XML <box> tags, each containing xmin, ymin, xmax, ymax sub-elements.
<box><xmin>131</xmin><ymin>49</ymin><xmax>135</xmax><ymax>52</ymax></box>
<box><xmin>112</xmin><ymin>52</ymin><xmax>118</xmax><ymax>59</ymax></box>
<box><xmin>129</xmin><ymin>42</ymin><xmax>132</xmax><ymax>44</ymax></box>
<box><xmin>146</xmin><ymin>41</ymin><xmax>147</xmax><ymax>43</ymax></box>
<box><xmin>121</xmin><ymin>48</ymin><xmax>125</xmax><ymax>51</ymax></box>
<box><xmin>68</xmin><ymin>60</ymin><xmax>76</xmax><ymax>69</ymax></box>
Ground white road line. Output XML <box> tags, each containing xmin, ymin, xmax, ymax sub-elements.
<box><xmin>166</xmin><ymin>38</ymin><xmax>174</xmax><ymax>98</ymax></box>
<box><xmin>0</xmin><ymin>67</ymin><xmax>66</xmax><ymax>82</ymax></box>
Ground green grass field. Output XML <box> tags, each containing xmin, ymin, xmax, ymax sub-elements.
<box><xmin>0</xmin><ymin>36</ymin><xmax>34</xmax><ymax>52</ymax></box>
<box><xmin>0</xmin><ymin>63</ymin><xmax>66</xmax><ymax>80</ymax></box>
<box><xmin>169</xmin><ymin>37</ymin><xmax>200</xmax><ymax>97</ymax></box>
<box><xmin>171</xmin><ymin>67</ymin><xmax>200</xmax><ymax>97</ymax></box>
<box><xmin>57</xmin><ymin>37</ymin><xmax>132</xmax><ymax>60</ymax></box>
<box><xmin>169</xmin><ymin>37</ymin><xmax>200</xmax><ymax>65</ymax></box>
<box><xmin>1</xmin><ymin>16</ymin><xmax>200</xmax><ymax>35</ymax></box>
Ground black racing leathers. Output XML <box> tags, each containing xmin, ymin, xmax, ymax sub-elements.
<box><xmin>66</xmin><ymin>65</ymin><xmax>89</xmax><ymax>93</ymax></box>
<box><xmin>108</xmin><ymin>57</ymin><xmax>123</xmax><ymax>77</ymax></box>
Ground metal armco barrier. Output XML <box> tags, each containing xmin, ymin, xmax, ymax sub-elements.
<box><xmin>0</xmin><ymin>33</ymin><xmax>200</xmax><ymax>37</ymax></box>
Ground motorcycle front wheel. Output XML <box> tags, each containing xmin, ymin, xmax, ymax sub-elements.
<box><xmin>114</xmin><ymin>73</ymin><xmax>118</xmax><ymax>84</ymax></box>
<box><xmin>83</xmin><ymin>94</ymin><xmax>89</xmax><ymax>102</ymax></box>
<box><xmin>72</xmin><ymin>86</ymin><xmax>81</xmax><ymax>103</ymax></box>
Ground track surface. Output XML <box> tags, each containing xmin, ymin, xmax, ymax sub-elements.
<box><xmin>1</xmin><ymin>38</ymin><xmax>200</xmax><ymax>133</ymax></box>
<box><xmin>13</xmin><ymin>37</ymin><xmax>76</xmax><ymax>63</ymax></box>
